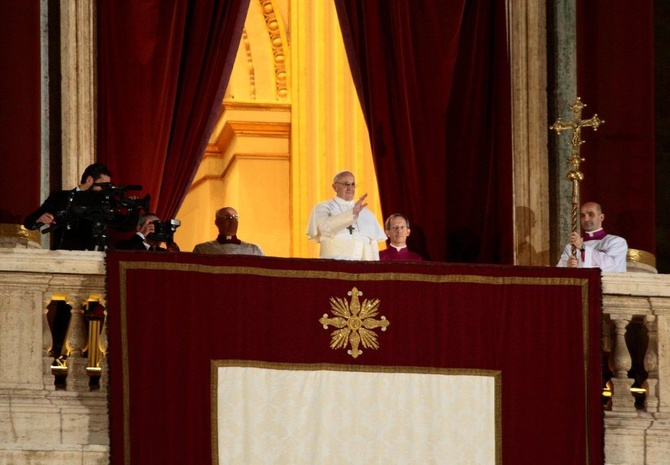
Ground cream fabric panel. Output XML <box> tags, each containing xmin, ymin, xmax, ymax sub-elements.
<box><xmin>216</xmin><ymin>365</ymin><xmax>497</xmax><ymax>464</ymax></box>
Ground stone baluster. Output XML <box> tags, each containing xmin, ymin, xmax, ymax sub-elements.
<box><xmin>649</xmin><ymin>297</ymin><xmax>670</xmax><ymax>416</ymax></box>
<box><xmin>609</xmin><ymin>314</ymin><xmax>636</xmax><ymax>413</ymax></box>
<box><xmin>98</xmin><ymin>308</ymin><xmax>109</xmax><ymax>392</ymax></box>
<box><xmin>84</xmin><ymin>299</ymin><xmax>106</xmax><ymax>389</ymax></box>
<box><xmin>62</xmin><ymin>293</ymin><xmax>89</xmax><ymax>390</ymax></box>
<box><xmin>42</xmin><ymin>295</ymin><xmax>55</xmax><ymax>389</ymax></box>
<box><xmin>643</xmin><ymin>314</ymin><xmax>658</xmax><ymax>412</ymax></box>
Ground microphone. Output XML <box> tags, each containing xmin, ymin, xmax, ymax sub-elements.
<box><xmin>117</xmin><ymin>184</ymin><xmax>143</xmax><ymax>191</ymax></box>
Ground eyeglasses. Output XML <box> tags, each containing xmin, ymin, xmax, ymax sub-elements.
<box><xmin>335</xmin><ymin>182</ymin><xmax>356</xmax><ymax>188</ymax></box>
<box><xmin>220</xmin><ymin>215</ymin><xmax>239</xmax><ymax>220</ymax></box>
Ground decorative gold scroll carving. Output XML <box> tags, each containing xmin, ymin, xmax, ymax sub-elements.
<box><xmin>259</xmin><ymin>0</ymin><xmax>288</xmax><ymax>100</ymax></box>
<box><xmin>241</xmin><ymin>28</ymin><xmax>256</xmax><ymax>99</ymax></box>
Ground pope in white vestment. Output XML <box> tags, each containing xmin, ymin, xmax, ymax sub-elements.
<box><xmin>307</xmin><ymin>171</ymin><xmax>386</xmax><ymax>260</ymax></box>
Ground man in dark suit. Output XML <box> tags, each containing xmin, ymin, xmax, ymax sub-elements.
<box><xmin>114</xmin><ymin>212</ymin><xmax>180</xmax><ymax>252</ymax></box>
<box><xmin>23</xmin><ymin>163</ymin><xmax>114</xmax><ymax>250</ymax></box>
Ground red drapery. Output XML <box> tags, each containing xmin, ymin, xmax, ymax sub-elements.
<box><xmin>106</xmin><ymin>252</ymin><xmax>603</xmax><ymax>465</ymax></box>
<box><xmin>0</xmin><ymin>1</ymin><xmax>41</xmax><ymax>223</ymax></box>
<box><xmin>577</xmin><ymin>0</ymin><xmax>655</xmax><ymax>255</ymax></box>
<box><xmin>334</xmin><ymin>0</ymin><xmax>513</xmax><ymax>264</ymax></box>
<box><xmin>97</xmin><ymin>0</ymin><xmax>250</xmax><ymax>221</ymax></box>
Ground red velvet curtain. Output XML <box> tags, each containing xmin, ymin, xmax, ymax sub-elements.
<box><xmin>577</xmin><ymin>0</ymin><xmax>655</xmax><ymax>255</ymax></box>
<box><xmin>0</xmin><ymin>1</ymin><xmax>41</xmax><ymax>224</ymax></box>
<box><xmin>334</xmin><ymin>0</ymin><xmax>513</xmax><ymax>264</ymax></box>
<box><xmin>97</xmin><ymin>0</ymin><xmax>250</xmax><ymax>221</ymax></box>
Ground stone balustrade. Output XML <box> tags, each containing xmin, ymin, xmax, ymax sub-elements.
<box><xmin>601</xmin><ymin>272</ymin><xmax>670</xmax><ymax>465</ymax></box>
<box><xmin>0</xmin><ymin>248</ymin><xmax>108</xmax><ymax>465</ymax></box>
<box><xmin>0</xmin><ymin>248</ymin><xmax>669</xmax><ymax>464</ymax></box>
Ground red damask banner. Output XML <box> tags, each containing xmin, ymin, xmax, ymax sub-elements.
<box><xmin>106</xmin><ymin>251</ymin><xmax>603</xmax><ymax>464</ymax></box>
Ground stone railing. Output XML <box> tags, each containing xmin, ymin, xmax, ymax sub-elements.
<box><xmin>0</xmin><ymin>248</ymin><xmax>668</xmax><ymax>464</ymax></box>
<box><xmin>0</xmin><ymin>248</ymin><xmax>108</xmax><ymax>465</ymax></box>
<box><xmin>601</xmin><ymin>272</ymin><xmax>670</xmax><ymax>465</ymax></box>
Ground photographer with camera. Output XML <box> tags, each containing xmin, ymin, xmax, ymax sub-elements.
<box><xmin>24</xmin><ymin>163</ymin><xmax>144</xmax><ymax>250</ymax></box>
<box><xmin>24</xmin><ymin>163</ymin><xmax>116</xmax><ymax>250</ymax></box>
<box><xmin>114</xmin><ymin>213</ymin><xmax>180</xmax><ymax>252</ymax></box>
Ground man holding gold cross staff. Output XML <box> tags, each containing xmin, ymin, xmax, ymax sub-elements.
<box><xmin>552</xmin><ymin>98</ymin><xmax>628</xmax><ymax>272</ymax></box>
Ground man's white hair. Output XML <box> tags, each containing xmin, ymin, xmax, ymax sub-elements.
<box><xmin>333</xmin><ymin>170</ymin><xmax>354</xmax><ymax>184</ymax></box>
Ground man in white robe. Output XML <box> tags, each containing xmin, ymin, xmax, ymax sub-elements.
<box><xmin>557</xmin><ymin>201</ymin><xmax>627</xmax><ymax>272</ymax></box>
<box><xmin>307</xmin><ymin>171</ymin><xmax>386</xmax><ymax>260</ymax></box>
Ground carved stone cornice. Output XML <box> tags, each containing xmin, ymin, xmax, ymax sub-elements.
<box><xmin>0</xmin><ymin>249</ymin><xmax>105</xmax><ymax>276</ymax></box>
<box><xmin>602</xmin><ymin>273</ymin><xmax>670</xmax><ymax>298</ymax></box>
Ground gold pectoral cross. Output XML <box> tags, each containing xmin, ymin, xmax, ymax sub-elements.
<box><xmin>550</xmin><ymin>97</ymin><xmax>604</xmax><ymax>256</ymax></box>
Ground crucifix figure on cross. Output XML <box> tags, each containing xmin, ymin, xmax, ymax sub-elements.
<box><xmin>550</xmin><ymin>97</ymin><xmax>604</xmax><ymax>257</ymax></box>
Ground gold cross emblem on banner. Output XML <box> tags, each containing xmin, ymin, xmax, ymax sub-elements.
<box><xmin>319</xmin><ymin>287</ymin><xmax>389</xmax><ymax>359</ymax></box>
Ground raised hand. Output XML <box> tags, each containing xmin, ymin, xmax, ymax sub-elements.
<box><xmin>353</xmin><ymin>193</ymin><xmax>368</xmax><ymax>216</ymax></box>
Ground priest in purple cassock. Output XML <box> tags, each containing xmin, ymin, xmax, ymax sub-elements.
<box><xmin>379</xmin><ymin>213</ymin><xmax>424</xmax><ymax>262</ymax></box>
<box><xmin>556</xmin><ymin>201</ymin><xmax>627</xmax><ymax>272</ymax></box>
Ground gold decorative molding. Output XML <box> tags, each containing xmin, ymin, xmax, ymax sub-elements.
<box><xmin>215</xmin><ymin>120</ymin><xmax>291</xmax><ymax>153</ymax></box>
<box><xmin>0</xmin><ymin>223</ymin><xmax>41</xmax><ymax>247</ymax></box>
<box><xmin>189</xmin><ymin>152</ymin><xmax>290</xmax><ymax>192</ymax></box>
<box><xmin>222</xmin><ymin>100</ymin><xmax>291</xmax><ymax>112</ymax></box>
<box><xmin>319</xmin><ymin>287</ymin><xmax>390</xmax><ymax>359</ymax></box>
<box><xmin>241</xmin><ymin>27</ymin><xmax>256</xmax><ymax>99</ymax></box>
<box><xmin>226</xmin><ymin>120</ymin><xmax>291</xmax><ymax>137</ymax></box>
<box><xmin>626</xmin><ymin>248</ymin><xmax>656</xmax><ymax>273</ymax></box>
<box><xmin>259</xmin><ymin>0</ymin><xmax>289</xmax><ymax>100</ymax></box>
<box><xmin>219</xmin><ymin>153</ymin><xmax>289</xmax><ymax>180</ymax></box>
<box><xmin>202</xmin><ymin>145</ymin><xmax>223</xmax><ymax>159</ymax></box>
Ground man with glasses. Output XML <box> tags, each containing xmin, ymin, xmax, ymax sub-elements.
<box><xmin>379</xmin><ymin>213</ymin><xmax>424</xmax><ymax>261</ymax></box>
<box><xmin>307</xmin><ymin>170</ymin><xmax>385</xmax><ymax>260</ymax></box>
<box><xmin>114</xmin><ymin>212</ymin><xmax>181</xmax><ymax>252</ymax></box>
<box><xmin>192</xmin><ymin>206</ymin><xmax>264</xmax><ymax>255</ymax></box>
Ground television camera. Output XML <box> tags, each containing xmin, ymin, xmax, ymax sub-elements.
<box><xmin>147</xmin><ymin>218</ymin><xmax>181</xmax><ymax>244</ymax></box>
<box><xmin>44</xmin><ymin>184</ymin><xmax>151</xmax><ymax>250</ymax></box>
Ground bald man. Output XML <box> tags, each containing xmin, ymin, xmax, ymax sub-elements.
<box><xmin>557</xmin><ymin>201</ymin><xmax>627</xmax><ymax>272</ymax></box>
<box><xmin>193</xmin><ymin>207</ymin><xmax>263</xmax><ymax>255</ymax></box>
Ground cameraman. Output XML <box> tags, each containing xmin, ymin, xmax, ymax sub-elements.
<box><xmin>23</xmin><ymin>163</ymin><xmax>114</xmax><ymax>250</ymax></box>
<box><xmin>115</xmin><ymin>213</ymin><xmax>180</xmax><ymax>252</ymax></box>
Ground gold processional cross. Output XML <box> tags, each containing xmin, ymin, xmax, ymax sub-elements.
<box><xmin>549</xmin><ymin>97</ymin><xmax>604</xmax><ymax>257</ymax></box>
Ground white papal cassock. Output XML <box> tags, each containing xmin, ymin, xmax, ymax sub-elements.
<box><xmin>307</xmin><ymin>196</ymin><xmax>386</xmax><ymax>260</ymax></box>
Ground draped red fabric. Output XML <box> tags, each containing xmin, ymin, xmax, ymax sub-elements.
<box><xmin>334</xmin><ymin>0</ymin><xmax>513</xmax><ymax>264</ymax></box>
<box><xmin>106</xmin><ymin>252</ymin><xmax>604</xmax><ymax>464</ymax></box>
<box><xmin>97</xmin><ymin>0</ymin><xmax>250</xmax><ymax>221</ymax></box>
<box><xmin>0</xmin><ymin>1</ymin><xmax>41</xmax><ymax>224</ymax></box>
<box><xmin>577</xmin><ymin>0</ymin><xmax>655</xmax><ymax>255</ymax></box>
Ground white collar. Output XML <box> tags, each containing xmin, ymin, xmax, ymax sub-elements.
<box><xmin>333</xmin><ymin>196</ymin><xmax>355</xmax><ymax>208</ymax></box>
